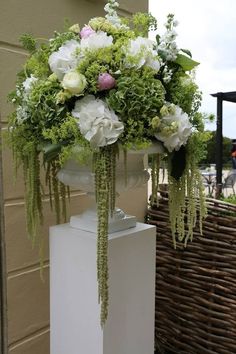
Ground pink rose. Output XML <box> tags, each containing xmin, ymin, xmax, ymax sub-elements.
<box><xmin>98</xmin><ymin>73</ymin><xmax>116</xmax><ymax>91</ymax></box>
<box><xmin>80</xmin><ymin>25</ymin><xmax>95</xmax><ymax>39</ymax></box>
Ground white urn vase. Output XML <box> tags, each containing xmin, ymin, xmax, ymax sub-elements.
<box><xmin>57</xmin><ymin>143</ymin><xmax>163</xmax><ymax>233</ymax></box>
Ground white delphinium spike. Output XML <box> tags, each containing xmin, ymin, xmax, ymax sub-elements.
<box><xmin>159</xmin><ymin>14</ymin><xmax>179</xmax><ymax>62</ymax></box>
<box><xmin>104</xmin><ymin>0</ymin><xmax>128</xmax><ymax>28</ymax></box>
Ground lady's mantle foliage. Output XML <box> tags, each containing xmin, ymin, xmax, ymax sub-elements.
<box><xmin>8</xmin><ymin>0</ymin><xmax>206</xmax><ymax>326</ymax></box>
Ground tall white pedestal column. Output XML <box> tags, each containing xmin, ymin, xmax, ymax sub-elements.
<box><xmin>50</xmin><ymin>222</ymin><xmax>156</xmax><ymax>354</ymax></box>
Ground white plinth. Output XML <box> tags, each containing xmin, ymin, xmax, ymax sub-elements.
<box><xmin>50</xmin><ymin>222</ymin><xmax>156</xmax><ymax>354</ymax></box>
<box><xmin>70</xmin><ymin>210</ymin><xmax>136</xmax><ymax>233</ymax></box>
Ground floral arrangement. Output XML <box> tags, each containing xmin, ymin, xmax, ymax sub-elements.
<box><xmin>8</xmin><ymin>0</ymin><xmax>206</xmax><ymax>325</ymax></box>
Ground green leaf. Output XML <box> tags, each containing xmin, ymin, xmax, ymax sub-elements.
<box><xmin>41</xmin><ymin>143</ymin><xmax>62</xmax><ymax>163</ymax></box>
<box><xmin>170</xmin><ymin>146</ymin><xmax>186</xmax><ymax>180</ymax></box>
<box><xmin>158</xmin><ymin>49</ymin><xmax>168</xmax><ymax>61</ymax></box>
<box><xmin>180</xmin><ymin>48</ymin><xmax>192</xmax><ymax>58</ymax></box>
<box><xmin>175</xmin><ymin>53</ymin><xmax>199</xmax><ymax>71</ymax></box>
<box><xmin>156</xmin><ymin>34</ymin><xmax>161</xmax><ymax>45</ymax></box>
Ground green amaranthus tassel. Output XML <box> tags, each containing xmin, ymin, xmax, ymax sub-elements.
<box><xmin>23</xmin><ymin>144</ymin><xmax>43</xmax><ymax>246</ymax></box>
<box><xmin>168</xmin><ymin>137</ymin><xmax>207</xmax><ymax>248</ymax></box>
<box><xmin>93</xmin><ymin>144</ymin><xmax>118</xmax><ymax>326</ymax></box>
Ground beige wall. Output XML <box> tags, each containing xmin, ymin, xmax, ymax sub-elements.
<box><xmin>0</xmin><ymin>0</ymin><xmax>148</xmax><ymax>352</ymax></box>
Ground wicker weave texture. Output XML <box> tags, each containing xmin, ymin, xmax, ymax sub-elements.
<box><xmin>147</xmin><ymin>195</ymin><xmax>236</xmax><ymax>354</ymax></box>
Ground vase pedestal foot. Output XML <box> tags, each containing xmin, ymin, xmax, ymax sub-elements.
<box><xmin>70</xmin><ymin>207</ymin><xmax>136</xmax><ymax>233</ymax></box>
<box><xmin>50</xmin><ymin>222</ymin><xmax>156</xmax><ymax>354</ymax></box>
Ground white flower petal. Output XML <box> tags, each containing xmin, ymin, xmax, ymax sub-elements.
<box><xmin>155</xmin><ymin>104</ymin><xmax>192</xmax><ymax>152</ymax></box>
<box><xmin>48</xmin><ymin>40</ymin><xmax>81</xmax><ymax>80</ymax></box>
<box><xmin>124</xmin><ymin>36</ymin><xmax>160</xmax><ymax>71</ymax></box>
<box><xmin>72</xmin><ymin>95</ymin><xmax>124</xmax><ymax>147</ymax></box>
<box><xmin>81</xmin><ymin>31</ymin><xmax>113</xmax><ymax>51</ymax></box>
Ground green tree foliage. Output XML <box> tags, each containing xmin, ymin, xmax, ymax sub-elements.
<box><xmin>201</xmin><ymin>130</ymin><xmax>232</xmax><ymax>166</ymax></box>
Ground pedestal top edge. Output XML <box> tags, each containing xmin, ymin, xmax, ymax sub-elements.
<box><xmin>109</xmin><ymin>222</ymin><xmax>156</xmax><ymax>240</ymax></box>
<box><xmin>50</xmin><ymin>222</ymin><xmax>156</xmax><ymax>240</ymax></box>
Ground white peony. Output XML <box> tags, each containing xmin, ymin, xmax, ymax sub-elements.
<box><xmin>155</xmin><ymin>105</ymin><xmax>192</xmax><ymax>152</ymax></box>
<box><xmin>22</xmin><ymin>75</ymin><xmax>38</xmax><ymax>94</ymax></box>
<box><xmin>125</xmin><ymin>36</ymin><xmax>160</xmax><ymax>71</ymax></box>
<box><xmin>72</xmin><ymin>95</ymin><xmax>124</xmax><ymax>147</ymax></box>
<box><xmin>62</xmin><ymin>70</ymin><xmax>87</xmax><ymax>95</ymax></box>
<box><xmin>48</xmin><ymin>40</ymin><xmax>81</xmax><ymax>80</ymax></box>
<box><xmin>80</xmin><ymin>31</ymin><xmax>113</xmax><ymax>51</ymax></box>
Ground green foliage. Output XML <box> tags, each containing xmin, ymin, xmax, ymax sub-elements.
<box><xmin>26</xmin><ymin>80</ymin><xmax>69</xmax><ymax>135</ymax></box>
<box><xmin>131</xmin><ymin>12</ymin><xmax>158</xmax><ymax>36</ymax></box>
<box><xmin>165</xmin><ymin>70</ymin><xmax>201</xmax><ymax>118</ymax></box>
<box><xmin>19</xmin><ymin>34</ymin><xmax>37</xmax><ymax>53</ymax></box>
<box><xmin>180</xmin><ymin>48</ymin><xmax>192</xmax><ymax>58</ymax></box>
<box><xmin>220</xmin><ymin>194</ymin><xmax>236</xmax><ymax>205</ymax></box>
<box><xmin>24</xmin><ymin>47</ymin><xmax>50</xmax><ymax>78</ymax></box>
<box><xmin>42</xmin><ymin>114</ymin><xmax>81</xmax><ymax>144</ymax></box>
<box><xmin>167</xmin><ymin>136</ymin><xmax>207</xmax><ymax>247</ymax></box>
<box><xmin>107</xmin><ymin>69</ymin><xmax>165</xmax><ymax>147</ymax></box>
<box><xmin>174</xmin><ymin>53</ymin><xmax>199</xmax><ymax>71</ymax></box>
<box><xmin>93</xmin><ymin>144</ymin><xmax>118</xmax><ymax>325</ymax></box>
<box><xmin>201</xmin><ymin>130</ymin><xmax>232</xmax><ymax>165</ymax></box>
<box><xmin>82</xmin><ymin>63</ymin><xmax>108</xmax><ymax>93</ymax></box>
<box><xmin>49</xmin><ymin>31</ymin><xmax>79</xmax><ymax>52</ymax></box>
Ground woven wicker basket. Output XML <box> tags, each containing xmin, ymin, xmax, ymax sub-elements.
<box><xmin>147</xmin><ymin>192</ymin><xmax>236</xmax><ymax>354</ymax></box>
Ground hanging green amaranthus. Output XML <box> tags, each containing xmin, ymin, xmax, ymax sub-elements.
<box><xmin>167</xmin><ymin>136</ymin><xmax>207</xmax><ymax>248</ymax></box>
<box><xmin>94</xmin><ymin>144</ymin><xmax>118</xmax><ymax>326</ymax></box>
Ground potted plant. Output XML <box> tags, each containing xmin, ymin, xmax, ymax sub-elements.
<box><xmin>7</xmin><ymin>0</ymin><xmax>206</xmax><ymax>325</ymax></box>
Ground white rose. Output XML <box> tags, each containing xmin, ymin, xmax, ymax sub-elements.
<box><xmin>72</xmin><ymin>95</ymin><xmax>124</xmax><ymax>147</ymax></box>
<box><xmin>80</xmin><ymin>31</ymin><xmax>113</xmax><ymax>51</ymax></box>
<box><xmin>155</xmin><ymin>105</ymin><xmax>192</xmax><ymax>152</ymax></box>
<box><xmin>22</xmin><ymin>75</ymin><xmax>38</xmax><ymax>94</ymax></box>
<box><xmin>125</xmin><ymin>36</ymin><xmax>160</xmax><ymax>71</ymax></box>
<box><xmin>62</xmin><ymin>70</ymin><xmax>87</xmax><ymax>95</ymax></box>
<box><xmin>48</xmin><ymin>39</ymin><xmax>81</xmax><ymax>80</ymax></box>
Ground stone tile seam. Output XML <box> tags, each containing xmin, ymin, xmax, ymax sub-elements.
<box><xmin>8</xmin><ymin>262</ymin><xmax>49</xmax><ymax>279</ymax></box>
<box><xmin>118</xmin><ymin>8</ymin><xmax>132</xmax><ymax>17</ymax></box>
<box><xmin>8</xmin><ymin>326</ymin><xmax>50</xmax><ymax>351</ymax></box>
<box><xmin>0</xmin><ymin>41</ymin><xmax>28</xmax><ymax>56</ymax></box>
<box><xmin>4</xmin><ymin>191</ymin><xmax>87</xmax><ymax>206</ymax></box>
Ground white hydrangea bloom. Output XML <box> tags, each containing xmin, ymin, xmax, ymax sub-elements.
<box><xmin>80</xmin><ymin>31</ymin><xmax>113</xmax><ymax>51</ymax></box>
<box><xmin>48</xmin><ymin>40</ymin><xmax>81</xmax><ymax>80</ymax></box>
<box><xmin>72</xmin><ymin>95</ymin><xmax>124</xmax><ymax>147</ymax></box>
<box><xmin>155</xmin><ymin>105</ymin><xmax>192</xmax><ymax>152</ymax></box>
<box><xmin>125</xmin><ymin>36</ymin><xmax>160</xmax><ymax>71</ymax></box>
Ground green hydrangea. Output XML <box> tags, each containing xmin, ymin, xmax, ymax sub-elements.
<box><xmin>107</xmin><ymin>69</ymin><xmax>165</xmax><ymax>146</ymax></box>
<box><xmin>131</xmin><ymin>12</ymin><xmax>158</xmax><ymax>36</ymax></box>
<box><xmin>165</xmin><ymin>70</ymin><xmax>202</xmax><ymax>117</ymax></box>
